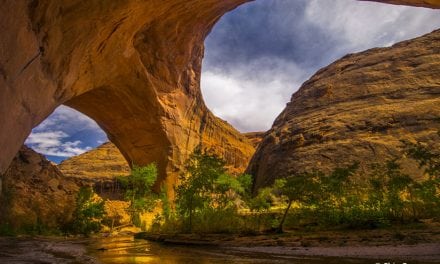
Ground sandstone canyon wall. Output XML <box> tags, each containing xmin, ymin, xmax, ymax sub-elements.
<box><xmin>58</xmin><ymin>142</ymin><xmax>130</xmax><ymax>180</ymax></box>
<box><xmin>247</xmin><ymin>29</ymin><xmax>440</xmax><ymax>189</ymax></box>
<box><xmin>0</xmin><ymin>146</ymin><xmax>80</xmax><ymax>231</ymax></box>
<box><xmin>1</xmin><ymin>0</ymin><xmax>438</xmax><ymax>193</ymax></box>
<box><xmin>243</xmin><ymin>132</ymin><xmax>265</xmax><ymax>148</ymax></box>
<box><xmin>0</xmin><ymin>0</ymin><xmax>255</xmax><ymax>194</ymax></box>
<box><xmin>59</xmin><ymin>132</ymin><xmax>265</xmax><ymax>181</ymax></box>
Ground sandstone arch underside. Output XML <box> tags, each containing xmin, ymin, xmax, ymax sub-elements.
<box><xmin>0</xmin><ymin>0</ymin><xmax>438</xmax><ymax>190</ymax></box>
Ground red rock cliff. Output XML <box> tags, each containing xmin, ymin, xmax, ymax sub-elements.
<box><xmin>247</xmin><ymin>30</ymin><xmax>440</xmax><ymax>189</ymax></box>
<box><xmin>0</xmin><ymin>0</ymin><xmax>438</xmax><ymax>193</ymax></box>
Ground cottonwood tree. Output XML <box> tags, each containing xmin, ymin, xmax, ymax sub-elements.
<box><xmin>175</xmin><ymin>148</ymin><xmax>246</xmax><ymax>233</ymax></box>
<box><xmin>274</xmin><ymin>172</ymin><xmax>320</xmax><ymax>233</ymax></box>
<box><xmin>118</xmin><ymin>164</ymin><xmax>158</xmax><ymax>227</ymax></box>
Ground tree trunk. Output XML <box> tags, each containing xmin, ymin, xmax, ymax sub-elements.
<box><xmin>409</xmin><ymin>189</ymin><xmax>417</xmax><ymax>220</ymax></box>
<box><xmin>277</xmin><ymin>200</ymin><xmax>293</xmax><ymax>233</ymax></box>
<box><xmin>189</xmin><ymin>195</ymin><xmax>193</xmax><ymax>233</ymax></box>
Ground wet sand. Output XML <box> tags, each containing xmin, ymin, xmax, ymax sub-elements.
<box><xmin>1</xmin><ymin>225</ymin><xmax>439</xmax><ymax>264</ymax></box>
<box><xmin>228</xmin><ymin>243</ymin><xmax>440</xmax><ymax>262</ymax></box>
<box><xmin>139</xmin><ymin>225</ymin><xmax>440</xmax><ymax>263</ymax></box>
<box><xmin>0</xmin><ymin>236</ymin><xmax>96</xmax><ymax>263</ymax></box>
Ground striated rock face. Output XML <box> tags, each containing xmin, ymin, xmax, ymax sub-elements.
<box><xmin>244</xmin><ymin>132</ymin><xmax>266</xmax><ymax>149</ymax></box>
<box><xmin>0</xmin><ymin>146</ymin><xmax>80</xmax><ymax>231</ymax></box>
<box><xmin>0</xmin><ymin>1</ymin><xmax>438</xmax><ymax>194</ymax></box>
<box><xmin>58</xmin><ymin>142</ymin><xmax>130</xmax><ymax>180</ymax></box>
<box><xmin>59</xmin><ymin>135</ymin><xmax>263</xmax><ymax>181</ymax></box>
<box><xmin>0</xmin><ymin>0</ymin><xmax>254</xmax><ymax>195</ymax></box>
<box><xmin>248</xmin><ymin>30</ymin><xmax>440</xmax><ymax>189</ymax></box>
<box><xmin>58</xmin><ymin>142</ymin><xmax>130</xmax><ymax>202</ymax></box>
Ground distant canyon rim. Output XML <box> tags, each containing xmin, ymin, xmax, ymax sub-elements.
<box><xmin>1</xmin><ymin>0</ymin><xmax>439</xmax><ymax>195</ymax></box>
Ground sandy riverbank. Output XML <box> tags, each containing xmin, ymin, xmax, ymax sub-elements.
<box><xmin>227</xmin><ymin>243</ymin><xmax>440</xmax><ymax>262</ymax></box>
<box><xmin>138</xmin><ymin>224</ymin><xmax>440</xmax><ymax>262</ymax></box>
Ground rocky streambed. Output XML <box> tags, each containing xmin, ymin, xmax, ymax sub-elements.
<box><xmin>0</xmin><ymin>234</ymin><xmax>439</xmax><ymax>264</ymax></box>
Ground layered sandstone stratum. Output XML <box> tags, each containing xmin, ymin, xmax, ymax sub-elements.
<box><xmin>59</xmin><ymin>142</ymin><xmax>130</xmax><ymax>180</ymax></box>
<box><xmin>248</xmin><ymin>29</ymin><xmax>440</xmax><ymax>189</ymax></box>
<box><xmin>243</xmin><ymin>132</ymin><xmax>265</xmax><ymax>148</ymax></box>
<box><xmin>59</xmin><ymin>132</ymin><xmax>265</xmax><ymax>180</ymax></box>
<box><xmin>1</xmin><ymin>0</ymin><xmax>438</xmax><ymax>194</ymax></box>
<box><xmin>0</xmin><ymin>0</ymin><xmax>255</xmax><ymax>194</ymax></box>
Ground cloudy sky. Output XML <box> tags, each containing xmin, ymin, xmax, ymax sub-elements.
<box><xmin>25</xmin><ymin>0</ymin><xmax>440</xmax><ymax>163</ymax></box>
<box><xmin>25</xmin><ymin>106</ymin><xmax>107</xmax><ymax>163</ymax></box>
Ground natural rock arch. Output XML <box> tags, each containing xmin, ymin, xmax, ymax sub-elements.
<box><xmin>0</xmin><ymin>0</ymin><xmax>438</xmax><ymax>192</ymax></box>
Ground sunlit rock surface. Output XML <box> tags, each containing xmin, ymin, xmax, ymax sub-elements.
<box><xmin>0</xmin><ymin>0</ymin><xmax>255</xmax><ymax>195</ymax></box>
<box><xmin>59</xmin><ymin>133</ymin><xmax>264</xmax><ymax>180</ymax></box>
<box><xmin>243</xmin><ymin>132</ymin><xmax>265</xmax><ymax>149</ymax></box>
<box><xmin>248</xmin><ymin>30</ymin><xmax>440</xmax><ymax>189</ymax></box>
<box><xmin>0</xmin><ymin>0</ymin><xmax>438</xmax><ymax>193</ymax></box>
<box><xmin>59</xmin><ymin>142</ymin><xmax>130</xmax><ymax>180</ymax></box>
<box><xmin>0</xmin><ymin>146</ymin><xmax>80</xmax><ymax>230</ymax></box>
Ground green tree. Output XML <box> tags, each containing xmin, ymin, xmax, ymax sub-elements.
<box><xmin>405</xmin><ymin>141</ymin><xmax>440</xmax><ymax>179</ymax></box>
<box><xmin>247</xmin><ymin>186</ymin><xmax>273</xmax><ymax>231</ymax></box>
<box><xmin>404</xmin><ymin>139</ymin><xmax>440</xmax><ymax>217</ymax></box>
<box><xmin>274</xmin><ymin>172</ymin><xmax>319</xmax><ymax>233</ymax></box>
<box><xmin>118</xmin><ymin>164</ymin><xmax>158</xmax><ymax>227</ymax></box>
<box><xmin>237</xmin><ymin>174</ymin><xmax>253</xmax><ymax>200</ymax></box>
<box><xmin>175</xmin><ymin>148</ymin><xmax>226</xmax><ymax>232</ymax></box>
<box><xmin>368</xmin><ymin>160</ymin><xmax>416</xmax><ymax>221</ymax></box>
<box><xmin>214</xmin><ymin>173</ymin><xmax>244</xmax><ymax>208</ymax></box>
<box><xmin>175</xmin><ymin>148</ymin><xmax>246</xmax><ymax>233</ymax></box>
<box><xmin>70</xmin><ymin>187</ymin><xmax>106</xmax><ymax>235</ymax></box>
<box><xmin>318</xmin><ymin>163</ymin><xmax>359</xmax><ymax>223</ymax></box>
<box><xmin>160</xmin><ymin>186</ymin><xmax>172</xmax><ymax>222</ymax></box>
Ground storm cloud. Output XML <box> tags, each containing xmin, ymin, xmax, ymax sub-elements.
<box><xmin>201</xmin><ymin>0</ymin><xmax>440</xmax><ymax>132</ymax></box>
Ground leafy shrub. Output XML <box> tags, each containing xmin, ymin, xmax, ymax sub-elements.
<box><xmin>68</xmin><ymin>187</ymin><xmax>106</xmax><ymax>235</ymax></box>
<box><xmin>175</xmin><ymin>148</ymin><xmax>245</xmax><ymax>233</ymax></box>
<box><xmin>117</xmin><ymin>164</ymin><xmax>158</xmax><ymax>227</ymax></box>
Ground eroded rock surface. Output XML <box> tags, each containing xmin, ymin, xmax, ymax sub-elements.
<box><xmin>244</xmin><ymin>132</ymin><xmax>265</xmax><ymax>148</ymax></box>
<box><xmin>248</xmin><ymin>30</ymin><xmax>440</xmax><ymax>189</ymax></box>
<box><xmin>59</xmin><ymin>134</ymin><xmax>263</xmax><ymax>181</ymax></box>
<box><xmin>0</xmin><ymin>146</ymin><xmax>80</xmax><ymax>231</ymax></box>
<box><xmin>1</xmin><ymin>0</ymin><xmax>438</xmax><ymax>193</ymax></box>
<box><xmin>59</xmin><ymin>142</ymin><xmax>130</xmax><ymax>180</ymax></box>
<box><xmin>0</xmin><ymin>0</ymin><xmax>255</xmax><ymax>194</ymax></box>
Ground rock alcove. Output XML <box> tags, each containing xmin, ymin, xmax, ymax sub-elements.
<box><xmin>1</xmin><ymin>0</ymin><xmax>439</xmax><ymax>194</ymax></box>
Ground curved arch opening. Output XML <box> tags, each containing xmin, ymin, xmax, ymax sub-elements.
<box><xmin>0</xmin><ymin>0</ymin><xmax>439</xmax><ymax>248</ymax></box>
<box><xmin>24</xmin><ymin>105</ymin><xmax>131</xmax><ymax>181</ymax></box>
<box><xmin>25</xmin><ymin>105</ymin><xmax>108</xmax><ymax>164</ymax></box>
<box><xmin>201</xmin><ymin>0</ymin><xmax>440</xmax><ymax>133</ymax></box>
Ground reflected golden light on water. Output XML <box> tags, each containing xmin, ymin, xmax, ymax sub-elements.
<box><xmin>88</xmin><ymin>235</ymin><xmax>377</xmax><ymax>264</ymax></box>
<box><xmin>89</xmin><ymin>235</ymin><xmax>237</xmax><ymax>264</ymax></box>
<box><xmin>97</xmin><ymin>256</ymin><xmax>158</xmax><ymax>264</ymax></box>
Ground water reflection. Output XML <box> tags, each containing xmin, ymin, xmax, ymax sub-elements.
<box><xmin>88</xmin><ymin>236</ymin><xmax>373</xmax><ymax>264</ymax></box>
<box><xmin>0</xmin><ymin>236</ymin><xmax>420</xmax><ymax>264</ymax></box>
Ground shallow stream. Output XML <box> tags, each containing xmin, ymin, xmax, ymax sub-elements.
<box><xmin>0</xmin><ymin>235</ymin><xmax>423</xmax><ymax>264</ymax></box>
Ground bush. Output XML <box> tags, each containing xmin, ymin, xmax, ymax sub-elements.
<box><xmin>153</xmin><ymin>136</ymin><xmax>440</xmax><ymax>235</ymax></box>
<box><xmin>67</xmin><ymin>187</ymin><xmax>106</xmax><ymax>235</ymax></box>
<box><xmin>175</xmin><ymin>148</ymin><xmax>245</xmax><ymax>233</ymax></box>
<box><xmin>117</xmin><ymin>164</ymin><xmax>158</xmax><ymax>227</ymax></box>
